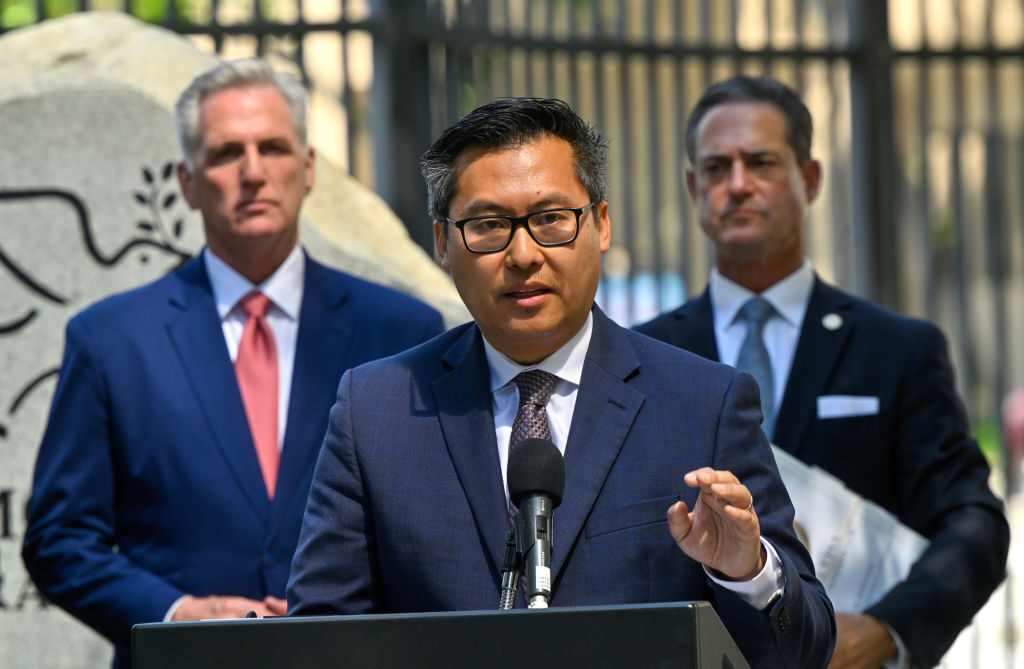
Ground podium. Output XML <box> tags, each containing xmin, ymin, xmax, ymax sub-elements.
<box><xmin>133</xmin><ymin>601</ymin><xmax>749</xmax><ymax>668</ymax></box>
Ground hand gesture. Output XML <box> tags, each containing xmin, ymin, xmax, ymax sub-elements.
<box><xmin>666</xmin><ymin>467</ymin><xmax>763</xmax><ymax>580</ymax></box>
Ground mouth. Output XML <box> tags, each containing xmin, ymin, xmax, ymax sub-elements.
<box><xmin>723</xmin><ymin>205</ymin><xmax>767</xmax><ymax>221</ymax></box>
<box><xmin>504</xmin><ymin>286</ymin><xmax>551</xmax><ymax>307</ymax></box>
<box><xmin>237</xmin><ymin>200</ymin><xmax>274</xmax><ymax>215</ymax></box>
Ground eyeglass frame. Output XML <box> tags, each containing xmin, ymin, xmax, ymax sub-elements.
<box><xmin>442</xmin><ymin>201</ymin><xmax>599</xmax><ymax>254</ymax></box>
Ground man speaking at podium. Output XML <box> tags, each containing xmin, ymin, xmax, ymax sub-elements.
<box><xmin>288</xmin><ymin>97</ymin><xmax>836</xmax><ymax>667</ymax></box>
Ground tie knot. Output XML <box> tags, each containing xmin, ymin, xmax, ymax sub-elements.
<box><xmin>739</xmin><ymin>297</ymin><xmax>774</xmax><ymax>328</ymax></box>
<box><xmin>514</xmin><ymin>370</ymin><xmax>558</xmax><ymax>409</ymax></box>
<box><xmin>239</xmin><ymin>291</ymin><xmax>272</xmax><ymax>319</ymax></box>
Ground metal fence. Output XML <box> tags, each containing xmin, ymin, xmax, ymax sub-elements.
<box><xmin>4</xmin><ymin>0</ymin><xmax>1022</xmax><ymax>454</ymax></box>
<box><xmin>5</xmin><ymin>0</ymin><xmax>1022</xmax><ymax>467</ymax></box>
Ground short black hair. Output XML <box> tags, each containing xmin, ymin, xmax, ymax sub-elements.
<box><xmin>685</xmin><ymin>75</ymin><xmax>813</xmax><ymax>164</ymax></box>
<box><xmin>420</xmin><ymin>97</ymin><xmax>608</xmax><ymax>222</ymax></box>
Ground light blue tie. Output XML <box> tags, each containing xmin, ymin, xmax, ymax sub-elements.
<box><xmin>735</xmin><ymin>297</ymin><xmax>776</xmax><ymax>440</ymax></box>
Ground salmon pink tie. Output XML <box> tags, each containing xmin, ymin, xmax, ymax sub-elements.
<box><xmin>235</xmin><ymin>291</ymin><xmax>279</xmax><ymax>499</ymax></box>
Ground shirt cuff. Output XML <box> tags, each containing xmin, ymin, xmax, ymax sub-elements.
<box><xmin>704</xmin><ymin>538</ymin><xmax>784</xmax><ymax>609</ymax></box>
<box><xmin>879</xmin><ymin>620</ymin><xmax>911</xmax><ymax>668</ymax></box>
<box><xmin>164</xmin><ymin>595</ymin><xmax>189</xmax><ymax>622</ymax></box>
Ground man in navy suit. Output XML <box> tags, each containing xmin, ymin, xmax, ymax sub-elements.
<box><xmin>635</xmin><ymin>76</ymin><xmax>1009</xmax><ymax>668</ymax></box>
<box><xmin>288</xmin><ymin>97</ymin><xmax>835</xmax><ymax>667</ymax></box>
<box><xmin>21</xmin><ymin>59</ymin><xmax>443</xmax><ymax>668</ymax></box>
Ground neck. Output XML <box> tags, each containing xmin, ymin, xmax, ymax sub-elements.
<box><xmin>210</xmin><ymin>238</ymin><xmax>296</xmax><ymax>285</ymax></box>
<box><xmin>716</xmin><ymin>254</ymin><xmax>801</xmax><ymax>294</ymax></box>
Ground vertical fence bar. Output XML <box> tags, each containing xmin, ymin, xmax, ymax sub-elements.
<box><xmin>915</xmin><ymin>55</ymin><xmax>938</xmax><ymax>322</ymax></box>
<box><xmin>615</xmin><ymin>1</ymin><xmax>636</xmax><ymax>323</ymax></box>
<box><xmin>369</xmin><ymin>0</ymin><xmax>433</xmax><ymax>250</ymax></box>
<box><xmin>674</xmin><ymin>0</ymin><xmax>691</xmax><ymax>301</ymax></box>
<box><xmin>645</xmin><ymin>0</ymin><xmax>663</xmax><ymax>318</ymax></box>
<box><xmin>848</xmin><ymin>1</ymin><xmax>896</xmax><ymax>306</ymax></box>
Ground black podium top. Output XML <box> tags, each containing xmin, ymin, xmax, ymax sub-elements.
<box><xmin>133</xmin><ymin>601</ymin><xmax>750</xmax><ymax>669</ymax></box>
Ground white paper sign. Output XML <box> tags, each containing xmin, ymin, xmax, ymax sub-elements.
<box><xmin>771</xmin><ymin>446</ymin><xmax>928</xmax><ymax>612</ymax></box>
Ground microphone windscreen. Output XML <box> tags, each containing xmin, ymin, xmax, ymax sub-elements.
<box><xmin>508</xmin><ymin>438</ymin><xmax>565</xmax><ymax>507</ymax></box>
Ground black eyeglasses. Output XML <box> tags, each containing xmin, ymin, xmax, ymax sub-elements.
<box><xmin>445</xmin><ymin>202</ymin><xmax>598</xmax><ymax>254</ymax></box>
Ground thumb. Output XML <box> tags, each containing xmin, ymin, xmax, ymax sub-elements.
<box><xmin>667</xmin><ymin>501</ymin><xmax>692</xmax><ymax>543</ymax></box>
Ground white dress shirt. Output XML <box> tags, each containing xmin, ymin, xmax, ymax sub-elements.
<box><xmin>164</xmin><ymin>245</ymin><xmax>305</xmax><ymax>622</ymax></box>
<box><xmin>481</xmin><ymin>311</ymin><xmax>783</xmax><ymax>608</ymax></box>
<box><xmin>710</xmin><ymin>261</ymin><xmax>814</xmax><ymax>425</ymax></box>
<box><xmin>205</xmin><ymin>245</ymin><xmax>305</xmax><ymax>451</ymax></box>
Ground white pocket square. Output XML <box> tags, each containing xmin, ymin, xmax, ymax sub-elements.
<box><xmin>817</xmin><ymin>395</ymin><xmax>880</xmax><ymax>419</ymax></box>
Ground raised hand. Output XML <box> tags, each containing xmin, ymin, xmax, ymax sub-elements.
<box><xmin>666</xmin><ymin>467</ymin><xmax>764</xmax><ymax>580</ymax></box>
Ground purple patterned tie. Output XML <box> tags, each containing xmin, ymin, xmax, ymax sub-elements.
<box><xmin>510</xmin><ymin>370</ymin><xmax>558</xmax><ymax>446</ymax></box>
<box><xmin>508</xmin><ymin>370</ymin><xmax>559</xmax><ymax>535</ymax></box>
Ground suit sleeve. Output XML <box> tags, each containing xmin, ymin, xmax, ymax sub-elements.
<box><xmin>21</xmin><ymin>317</ymin><xmax>185</xmax><ymax>648</ymax></box>
<box><xmin>287</xmin><ymin>368</ymin><xmax>382</xmax><ymax>615</ymax></box>
<box><xmin>865</xmin><ymin>324</ymin><xmax>1009</xmax><ymax>668</ymax></box>
<box><xmin>710</xmin><ymin>371</ymin><xmax>836</xmax><ymax>669</ymax></box>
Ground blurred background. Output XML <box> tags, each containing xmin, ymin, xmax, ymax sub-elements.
<box><xmin>1</xmin><ymin>1</ymin><xmax>1022</xmax><ymax>667</ymax></box>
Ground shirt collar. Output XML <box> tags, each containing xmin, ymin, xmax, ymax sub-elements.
<box><xmin>710</xmin><ymin>260</ymin><xmax>815</xmax><ymax>330</ymax></box>
<box><xmin>482</xmin><ymin>311</ymin><xmax>594</xmax><ymax>392</ymax></box>
<box><xmin>204</xmin><ymin>245</ymin><xmax>305</xmax><ymax>321</ymax></box>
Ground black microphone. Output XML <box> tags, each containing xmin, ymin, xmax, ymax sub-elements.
<box><xmin>508</xmin><ymin>437</ymin><xmax>565</xmax><ymax>609</ymax></box>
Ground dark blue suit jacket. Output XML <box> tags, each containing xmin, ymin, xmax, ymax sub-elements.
<box><xmin>288</xmin><ymin>307</ymin><xmax>835</xmax><ymax>668</ymax></box>
<box><xmin>635</xmin><ymin>277</ymin><xmax>1009</xmax><ymax>667</ymax></box>
<box><xmin>21</xmin><ymin>251</ymin><xmax>444</xmax><ymax>667</ymax></box>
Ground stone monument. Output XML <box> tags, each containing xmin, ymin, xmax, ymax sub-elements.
<box><xmin>0</xmin><ymin>12</ymin><xmax>467</xmax><ymax>667</ymax></box>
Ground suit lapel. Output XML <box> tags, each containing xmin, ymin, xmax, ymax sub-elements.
<box><xmin>665</xmin><ymin>291</ymin><xmax>720</xmax><ymax>361</ymax></box>
<box><xmin>432</xmin><ymin>325</ymin><xmax>509</xmax><ymax>577</ymax></box>
<box><xmin>552</xmin><ymin>309</ymin><xmax>645</xmax><ymax>585</ymax></box>
<box><xmin>165</xmin><ymin>258</ymin><xmax>270</xmax><ymax>521</ymax></box>
<box><xmin>272</xmin><ymin>257</ymin><xmax>355</xmax><ymax>527</ymax></box>
<box><xmin>773</xmin><ymin>277</ymin><xmax>855</xmax><ymax>457</ymax></box>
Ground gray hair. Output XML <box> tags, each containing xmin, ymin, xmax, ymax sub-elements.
<box><xmin>174</xmin><ymin>58</ymin><xmax>308</xmax><ymax>170</ymax></box>
<box><xmin>420</xmin><ymin>97</ymin><xmax>609</xmax><ymax>224</ymax></box>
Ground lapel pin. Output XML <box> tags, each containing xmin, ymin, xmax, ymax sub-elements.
<box><xmin>822</xmin><ymin>313</ymin><xmax>843</xmax><ymax>331</ymax></box>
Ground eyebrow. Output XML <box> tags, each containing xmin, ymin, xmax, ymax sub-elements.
<box><xmin>700</xmin><ymin>149</ymin><xmax>783</xmax><ymax>164</ymax></box>
<box><xmin>204</xmin><ymin>135</ymin><xmax>296</xmax><ymax>152</ymax></box>
<box><xmin>456</xmin><ymin>196</ymin><xmax>575</xmax><ymax>218</ymax></box>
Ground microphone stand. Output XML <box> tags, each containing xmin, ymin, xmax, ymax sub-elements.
<box><xmin>498</xmin><ymin>528</ymin><xmax>521</xmax><ymax>610</ymax></box>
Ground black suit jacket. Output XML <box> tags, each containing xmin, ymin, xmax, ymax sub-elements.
<box><xmin>635</xmin><ymin>277</ymin><xmax>1009</xmax><ymax>668</ymax></box>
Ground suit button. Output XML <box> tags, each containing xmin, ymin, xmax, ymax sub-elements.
<box><xmin>263</xmin><ymin>551</ymin><xmax>276</xmax><ymax>566</ymax></box>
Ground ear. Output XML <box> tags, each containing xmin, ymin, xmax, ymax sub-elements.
<box><xmin>685</xmin><ymin>168</ymin><xmax>698</xmax><ymax>201</ymax></box>
<box><xmin>176</xmin><ymin>162</ymin><xmax>199</xmax><ymax>210</ymax></box>
<box><xmin>304</xmin><ymin>145</ymin><xmax>315</xmax><ymax>195</ymax></box>
<box><xmin>434</xmin><ymin>220</ymin><xmax>451</xmax><ymax>271</ymax></box>
<box><xmin>595</xmin><ymin>201</ymin><xmax>611</xmax><ymax>253</ymax></box>
<box><xmin>802</xmin><ymin>159</ymin><xmax>822</xmax><ymax>203</ymax></box>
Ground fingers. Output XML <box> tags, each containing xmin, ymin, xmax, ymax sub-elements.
<box><xmin>173</xmin><ymin>595</ymin><xmax>281</xmax><ymax>621</ymax></box>
<box><xmin>263</xmin><ymin>596</ymin><xmax>288</xmax><ymax>616</ymax></box>
<box><xmin>215</xmin><ymin>596</ymin><xmax>266</xmax><ymax>618</ymax></box>
<box><xmin>684</xmin><ymin>467</ymin><xmax>755</xmax><ymax>517</ymax></box>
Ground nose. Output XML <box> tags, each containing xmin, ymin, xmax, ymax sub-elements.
<box><xmin>241</xmin><ymin>147</ymin><xmax>266</xmax><ymax>184</ymax></box>
<box><xmin>503</xmin><ymin>224</ymin><xmax>544</xmax><ymax>269</ymax></box>
<box><xmin>727</xmin><ymin>160</ymin><xmax>752</xmax><ymax>199</ymax></box>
